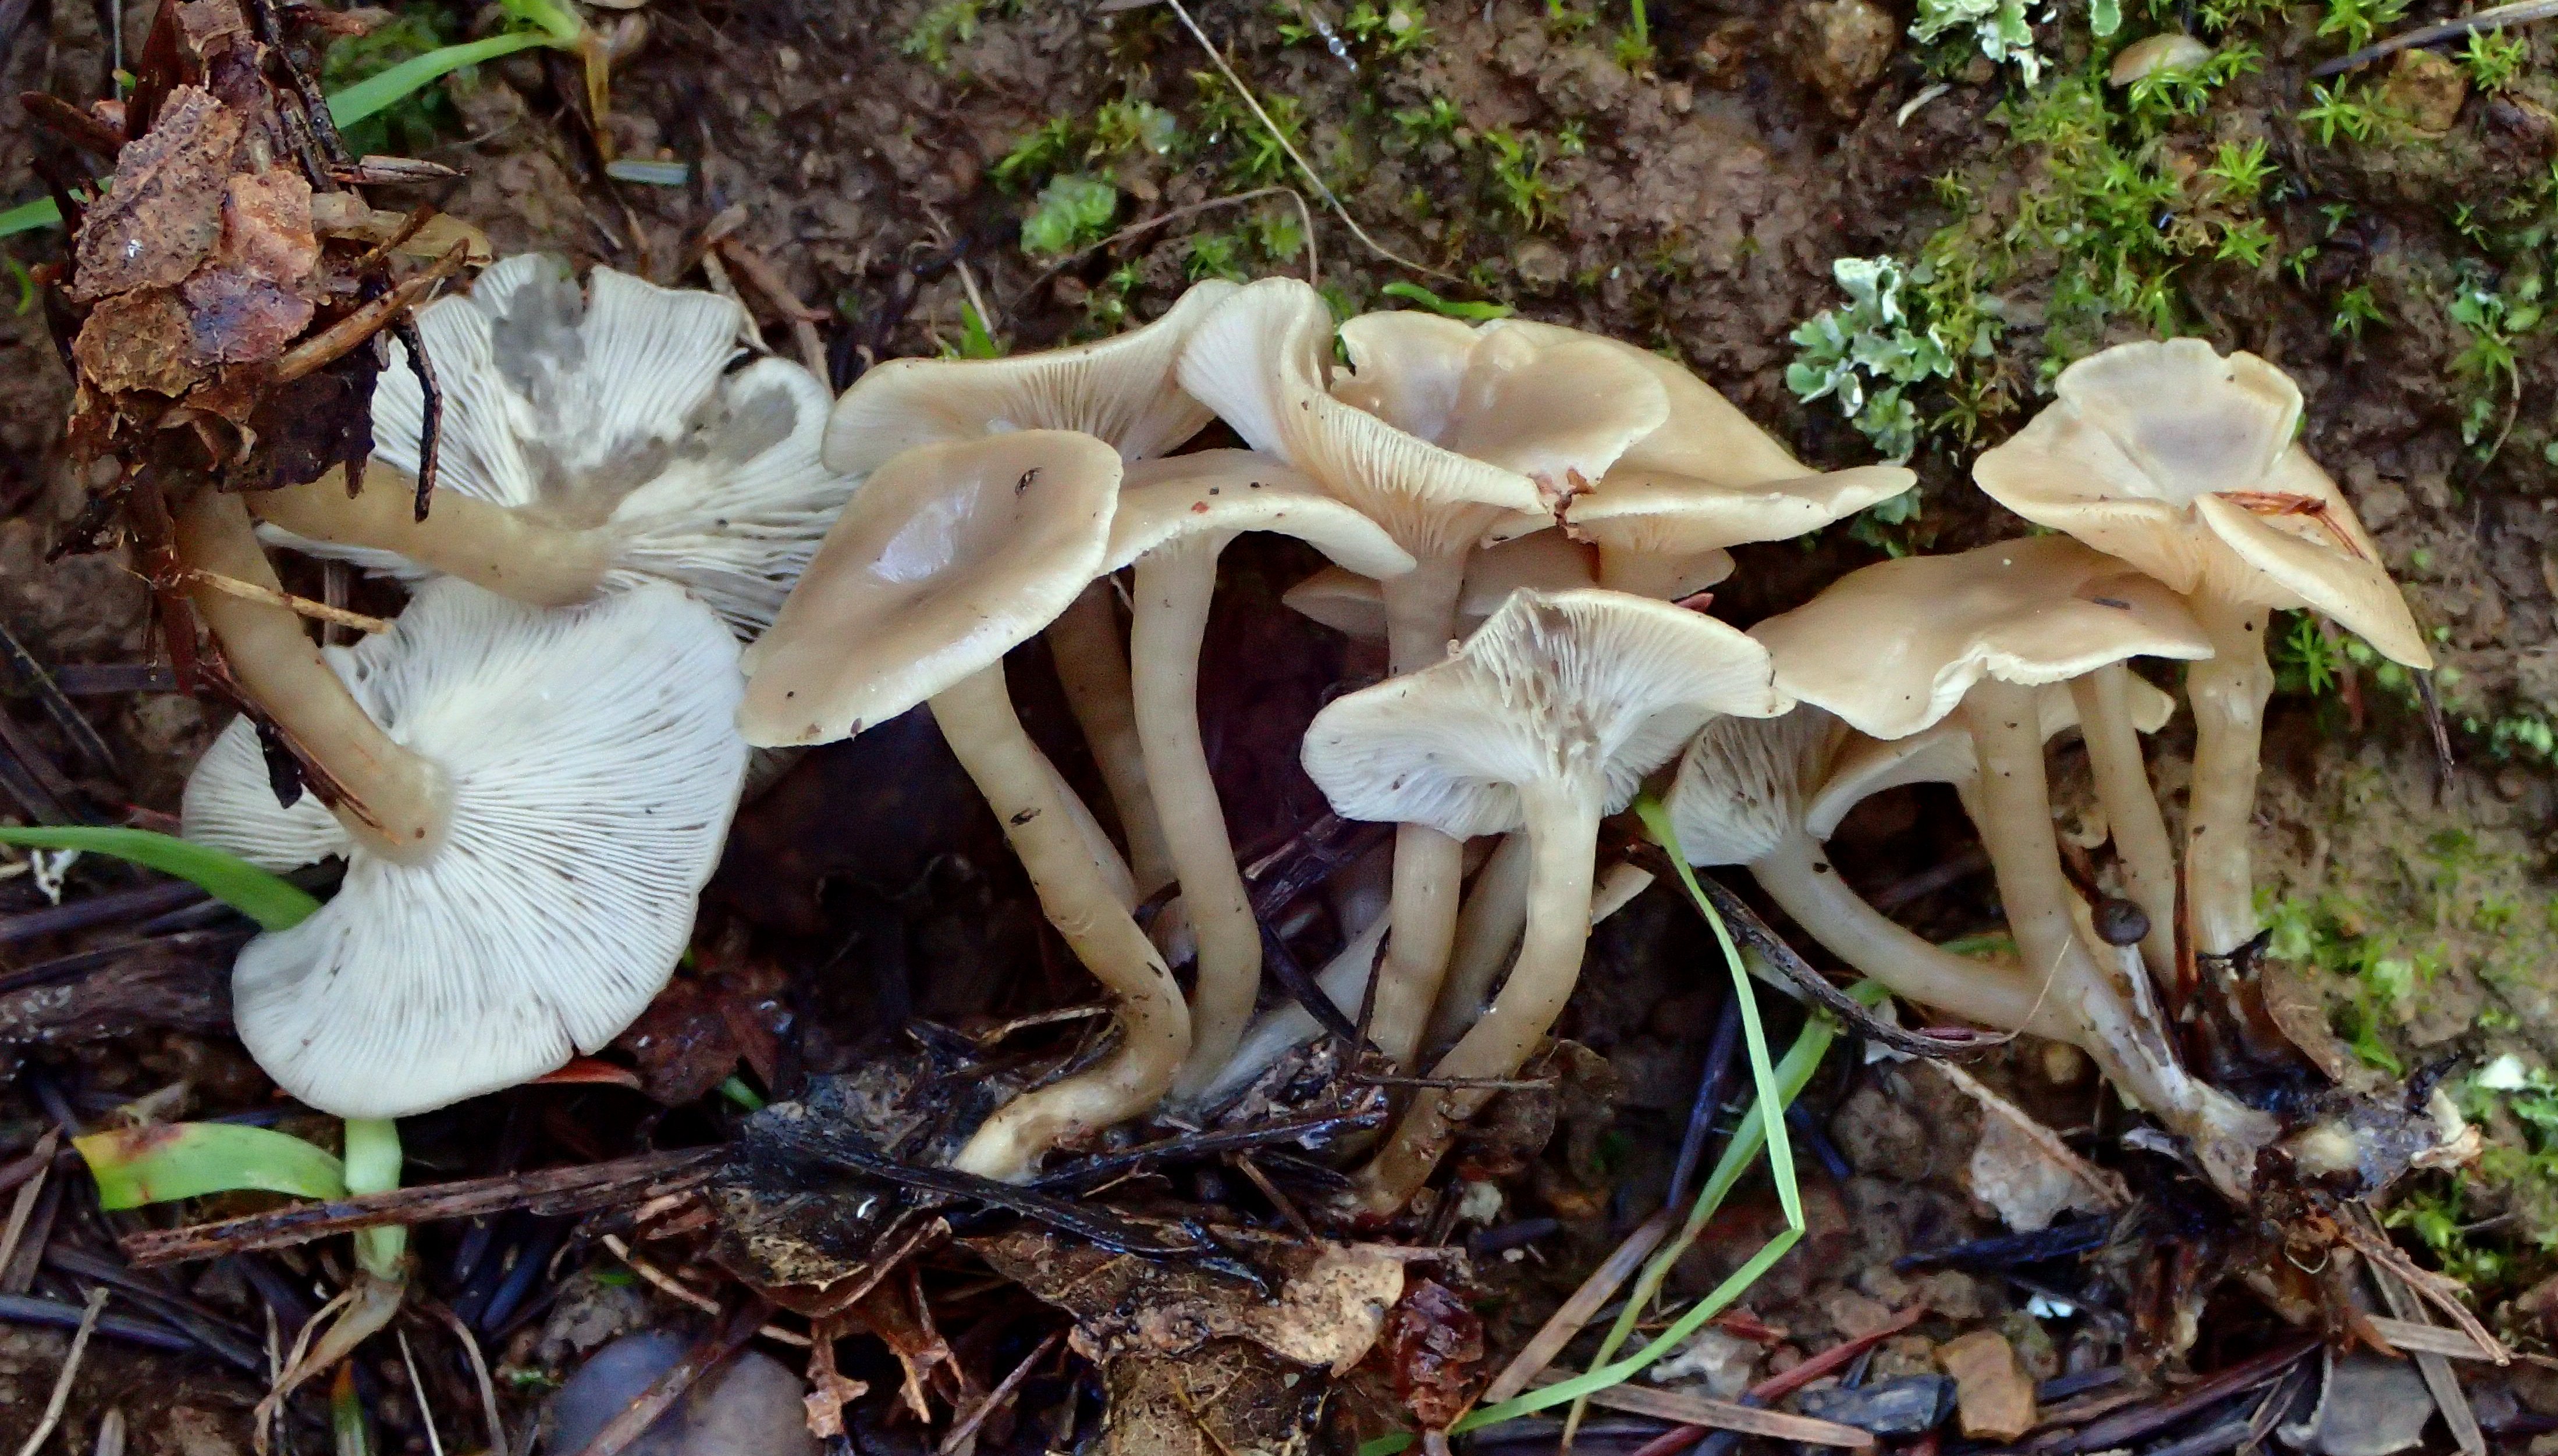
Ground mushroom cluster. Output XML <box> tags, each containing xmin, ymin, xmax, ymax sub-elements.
<box><xmin>169</xmin><ymin>251</ymin><xmax>2432</xmax><ymax>1219</ymax></box>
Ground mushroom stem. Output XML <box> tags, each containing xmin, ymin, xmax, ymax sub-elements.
<box><xmin>172</xmin><ymin>490</ymin><xmax>451</xmax><ymax>864</ymax></box>
<box><xmin>250</xmin><ymin>462</ymin><xmax>613</xmax><ymax>608</ymax></box>
<box><xmin>2069</xmin><ymin>663</ymin><xmax>2179</xmax><ymax>981</ymax></box>
<box><xmin>934</xmin><ymin>663</ymin><xmax>1192</xmax><ymax>1181</ymax></box>
<box><xmin>1418</xmin><ymin>831</ymin><xmax>1536</xmax><ymax>1065</ymax></box>
<box><xmin>1134</xmin><ymin>536</ymin><xmax>1264</xmax><ymax>1100</ymax></box>
<box><xmin>2183</xmin><ymin>597</ymin><xmax>2273</xmax><ymax>958</ymax></box>
<box><xmin>1366</xmin><ymin>545</ymin><xmax>1474</xmax><ymax>1067</ymax></box>
<box><xmin>1749</xmin><ymin>829</ymin><xmax>2062</xmax><ymax>1038</ymax></box>
<box><xmin>342</xmin><ymin>1118</ymin><xmax>406</xmax><ymax>1281</ymax></box>
<box><xmin>1202</xmin><ymin>916</ymin><xmax>1390</xmax><ymax>1106</ymax></box>
<box><xmin>1352</xmin><ymin>775</ymin><xmax>1600</xmax><ymax>1217</ymax></box>
<box><xmin>1960</xmin><ymin>678</ymin><xmax>2271</xmax><ymax>1197</ymax></box>
<box><xmin>1046</xmin><ymin>582</ymin><xmax>1178</xmax><ymax>899</ymax></box>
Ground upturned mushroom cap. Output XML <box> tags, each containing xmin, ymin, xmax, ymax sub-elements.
<box><xmin>181</xmin><ymin>578</ymin><xmax>748</xmax><ymax>1119</ymax></box>
<box><xmin>1282</xmin><ymin>530</ymin><xmax>1596</xmax><ymax>641</ymax></box>
<box><xmin>288</xmin><ymin>253</ymin><xmax>857</xmax><ymax>636</ymax></box>
<box><xmin>1100</xmin><ymin>449</ymin><xmax>1414</xmax><ymax>579</ymax></box>
<box><xmin>1473</xmin><ymin>320</ymin><xmax>1914</xmax><ymax>571</ymax></box>
<box><xmin>738</xmin><ymin>431</ymin><xmax>1123</xmax><ymax>747</ymax></box>
<box><xmin>824</xmin><ymin>279</ymin><xmax>1238</xmax><ymax>475</ymax></box>
<box><xmin>1752</xmin><ymin>535</ymin><xmax>2212</xmax><ymax>741</ymax></box>
<box><xmin>1972</xmin><ymin>337</ymin><xmax>2430</xmax><ymax>668</ymax></box>
<box><xmin>1175</xmin><ymin>282</ymin><xmax>1611</xmax><ymax>558</ymax></box>
<box><xmin>1302</xmin><ymin>588</ymin><xmax>1788</xmax><ymax>838</ymax></box>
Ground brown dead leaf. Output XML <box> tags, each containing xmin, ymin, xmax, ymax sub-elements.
<box><xmin>1382</xmin><ymin>1280</ymin><xmax>1483</xmax><ymax>1432</ymax></box>
<box><xmin>71</xmin><ymin>86</ymin><xmax>241</xmax><ymax>301</ymax></box>
<box><xmin>183</xmin><ymin>268</ymin><xmax>315</xmax><ymax>363</ymax></box>
<box><xmin>73</xmin><ymin>288</ymin><xmax>208</xmax><ymax>396</ymax></box>
<box><xmin>1103</xmin><ymin>1341</ymin><xmax>1334</xmax><ymax>1456</ymax></box>
<box><xmin>979</xmin><ymin>1229</ymin><xmax>1406</xmax><ymax>1375</ymax></box>
<box><xmin>211</xmin><ymin>169</ymin><xmax>318</xmax><ymax>286</ymax></box>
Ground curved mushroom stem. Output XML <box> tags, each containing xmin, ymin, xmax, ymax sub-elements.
<box><xmin>1418</xmin><ymin>831</ymin><xmax>1536</xmax><ymax>1065</ymax></box>
<box><xmin>1961</xmin><ymin>678</ymin><xmax>2272</xmax><ymax>1199</ymax></box>
<box><xmin>250</xmin><ymin>463</ymin><xmax>613</xmax><ymax>608</ymax></box>
<box><xmin>2183</xmin><ymin>597</ymin><xmax>2273</xmax><ymax>959</ymax></box>
<box><xmin>936</xmin><ymin>664</ymin><xmax>1192</xmax><ymax>1181</ymax></box>
<box><xmin>1350</xmin><ymin>775</ymin><xmax>1600</xmax><ymax>1219</ymax></box>
<box><xmin>1136</xmin><ymin>536</ymin><xmax>1266</xmax><ymax>1101</ymax></box>
<box><xmin>173</xmin><ymin>490</ymin><xmax>450</xmax><ymax>864</ymax></box>
<box><xmin>1366</xmin><ymin>546</ymin><xmax>1473</xmax><ymax>1068</ymax></box>
<box><xmin>1750</xmin><ymin>829</ymin><xmax>2064</xmax><ymax>1039</ymax></box>
<box><xmin>342</xmin><ymin>1118</ymin><xmax>406</xmax><ymax>1281</ymax></box>
<box><xmin>2070</xmin><ymin>664</ymin><xmax>2179</xmax><ymax>982</ymax></box>
<box><xmin>1045</xmin><ymin>582</ymin><xmax>1179</xmax><ymax>902</ymax></box>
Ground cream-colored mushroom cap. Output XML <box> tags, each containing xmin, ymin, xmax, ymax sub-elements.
<box><xmin>1100</xmin><ymin>450</ymin><xmax>1414</xmax><ymax>579</ymax></box>
<box><xmin>1802</xmin><ymin>677</ymin><xmax>2176</xmax><ymax>839</ymax></box>
<box><xmin>824</xmin><ymin>280</ymin><xmax>1236</xmax><ymax>475</ymax></box>
<box><xmin>181</xmin><ymin>578</ymin><xmax>748</xmax><ymax>1119</ymax></box>
<box><xmin>738</xmin><ymin>431</ymin><xmax>1123</xmax><ymax>747</ymax></box>
<box><xmin>1973</xmin><ymin>337</ymin><xmax>2429</xmax><ymax>668</ymax></box>
<box><xmin>1281</xmin><ymin>530</ymin><xmax>1596</xmax><ymax>641</ymax></box>
<box><xmin>1557</xmin><ymin>465</ymin><xmax>1917</xmax><ymax>589</ymax></box>
<box><xmin>1302</xmin><ymin>589</ymin><xmax>1788</xmax><ymax>838</ymax></box>
<box><xmin>1752</xmin><ymin>535</ymin><xmax>2212</xmax><ymax>742</ymax></box>
<box><xmin>1663</xmin><ymin>708</ymin><xmax>1849</xmax><ymax>868</ymax></box>
<box><xmin>283</xmin><ymin>253</ymin><xmax>857</xmax><ymax>638</ymax></box>
<box><xmin>1486</xmin><ymin>319</ymin><xmax>1809</xmax><ymax>484</ymax></box>
<box><xmin>1175</xmin><ymin>282</ymin><xmax>1598</xmax><ymax>557</ymax></box>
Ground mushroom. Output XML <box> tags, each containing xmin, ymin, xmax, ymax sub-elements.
<box><xmin>822</xmin><ymin>279</ymin><xmax>1241</xmax><ymax>919</ymax></box>
<box><xmin>1302</xmin><ymin>588</ymin><xmax>1786</xmax><ymax>1214</ymax></box>
<box><xmin>1098</xmin><ymin>450</ymin><xmax>1415</xmax><ymax>1098</ymax></box>
<box><xmin>181</xmin><ymin>576</ymin><xmax>748</xmax><ymax>1117</ymax></box>
<box><xmin>250</xmin><ymin>254</ymin><xmax>857</xmax><ymax>639</ymax></box>
<box><xmin>1281</xmin><ymin>530</ymin><xmax>1598</xmax><ymax>644</ymax></box>
<box><xmin>1972</xmin><ymin>339</ymin><xmax>2430</xmax><ymax>957</ymax></box>
<box><xmin>1477</xmin><ymin>319</ymin><xmax>1917</xmax><ymax>599</ymax></box>
<box><xmin>1665</xmin><ymin>683</ymin><xmax>2174</xmax><ymax>1039</ymax></box>
<box><xmin>737</xmin><ymin>430</ymin><xmax>1185</xmax><ymax>1181</ymax></box>
<box><xmin>1177</xmin><ymin>282</ymin><xmax>1667</xmax><ymax>1069</ymax></box>
<box><xmin>1747</xmin><ymin>535</ymin><xmax>2276</xmax><ymax>1196</ymax></box>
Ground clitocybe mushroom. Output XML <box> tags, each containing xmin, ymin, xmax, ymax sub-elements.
<box><xmin>1281</xmin><ymin>530</ymin><xmax>1597</xmax><ymax>645</ymax></box>
<box><xmin>182</xmin><ymin>576</ymin><xmax>748</xmax><ymax>1117</ymax></box>
<box><xmin>1479</xmin><ymin>319</ymin><xmax>1918</xmax><ymax>599</ymax></box>
<box><xmin>1178</xmin><ymin>282</ymin><xmax>1668</xmax><ymax>1070</ymax></box>
<box><xmin>251</xmin><ymin>254</ymin><xmax>857</xmax><ymax>638</ymax></box>
<box><xmin>1099</xmin><ymin>450</ymin><xmax>1413</xmax><ymax>1098</ymax></box>
<box><xmin>1972</xmin><ymin>338</ymin><xmax>2430</xmax><ymax>959</ymax></box>
<box><xmin>1749</xmin><ymin>536</ymin><xmax>2276</xmax><ymax>1197</ymax></box>
<box><xmin>738</xmin><ymin>430</ymin><xmax>1184</xmax><ymax>1181</ymax></box>
<box><xmin>1303</xmin><ymin>588</ymin><xmax>1786</xmax><ymax>1215</ymax></box>
<box><xmin>1665</xmin><ymin>686</ymin><xmax>2174</xmax><ymax>1042</ymax></box>
<box><xmin>823</xmin><ymin>279</ymin><xmax>1242</xmax><ymax>920</ymax></box>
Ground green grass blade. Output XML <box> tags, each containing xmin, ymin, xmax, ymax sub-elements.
<box><xmin>327</xmin><ymin>30</ymin><xmax>557</xmax><ymax>129</ymax></box>
<box><xmin>0</xmin><ymin>197</ymin><xmax>63</xmax><ymax>240</ymax></box>
<box><xmin>1380</xmin><ymin>281</ymin><xmax>1514</xmax><ymax>321</ymax></box>
<box><xmin>0</xmin><ymin>826</ymin><xmax>318</xmax><ymax>931</ymax></box>
<box><xmin>77</xmin><ymin>1123</ymin><xmax>347</xmax><ymax>1208</ymax></box>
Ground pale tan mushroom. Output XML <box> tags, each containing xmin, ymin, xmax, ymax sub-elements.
<box><xmin>739</xmin><ymin>431</ymin><xmax>1184</xmax><ymax>1182</ymax></box>
<box><xmin>822</xmin><ymin>280</ymin><xmax>1244</xmax><ymax>913</ymax></box>
<box><xmin>1303</xmin><ymin>588</ymin><xmax>1786</xmax><ymax>1215</ymax></box>
<box><xmin>1099</xmin><ymin>450</ymin><xmax>1415</xmax><ymax>1098</ymax></box>
<box><xmin>1750</xmin><ymin>536</ymin><xmax>2275</xmax><ymax>1197</ymax></box>
<box><xmin>1477</xmin><ymin>319</ymin><xmax>1917</xmax><ymax>597</ymax></box>
<box><xmin>1973</xmin><ymin>338</ymin><xmax>2429</xmax><ymax>957</ymax></box>
<box><xmin>1178</xmin><ymin>282</ymin><xmax>1667</xmax><ymax>1071</ymax></box>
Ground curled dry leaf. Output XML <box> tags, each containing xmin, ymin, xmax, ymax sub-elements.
<box><xmin>1383</xmin><ymin>1280</ymin><xmax>1486</xmax><ymax>1432</ymax></box>
<box><xmin>69</xmin><ymin>87</ymin><xmax>241</xmax><ymax>302</ymax></box>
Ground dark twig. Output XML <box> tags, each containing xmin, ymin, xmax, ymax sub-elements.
<box><xmin>0</xmin><ymin>618</ymin><xmax>119</xmax><ymax>778</ymax></box>
<box><xmin>1029</xmin><ymin>1109</ymin><xmax>1385</xmax><ymax>1191</ymax></box>
<box><xmin>2056</xmin><ymin>1338</ymin><xmax>2318</xmax><ymax>1453</ymax></box>
<box><xmin>1667</xmin><ymin>993</ymin><xmax>1745</xmax><ymax>1208</ymax></box>
<box><xmin>939</xmin><ymin>1330</ymin><xmax>1063</xmax><ymax>1455</ymax></box>
<box><xmin>40</xmin><ymin>1246</ymin><xmax>264</xmax><ymax>1371</ymax></box>
<box><xmin>391</xmin><ymin>314</ymin><xmax>442</xmax><ymax>521</ymax></box>
<box><xmin>1259</xmin><ymin>910</ymin><xmax>1366</xmax><ymax>1046</ymax></box>
<box><xmin>1245</xmin><ymin>814</ymin><xmax>1390</xmax><ymax>919</ymax></box>
<box><xmin>0</xmin><ymin>1291</ymin><xmax>187</xmax><ymax>1353</ymax></box>
<box><xmin>0</xmin><ymin>882</ymin><xmax>206</xmax><ymax>948</ymax></box>
<box><xmin>1892</xmin><ymin>1219</ymin><xmax>2109</xmax><ymax>1272</ymax></box>
<box><xmin>118</xmin><ymin>1149</ymin><xmax>722</xmax><ymax>1266</ymax></box>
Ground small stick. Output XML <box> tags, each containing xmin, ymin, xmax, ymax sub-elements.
<box><xmin>598</xmin><ymin>1234</ymin><xmax>810</xmax><ymax>1345</ymax></box>
<box><xmin>567</xmin><ymin>1298</ymin><xmax>770</xmax><ymax>1456</ymax></box>
<box><xmin>0</xmin><ymin>1130</ymin><xmax>60</xmax><ymax>1287</ymax></box>
<box><xmin>1929</xmin><ymin>1060</ymin><xmax>2129</xmax><ymax>1209</ymax></box>
<box><xmin>390</xmin><ymin>312</ymin><xmax>444</xmax><ymax>522</ymax></box>
<box><xmin>1480</xmin><ymin>1208</ymin><xmax>1672</xmax><ymax>1405</ymax></box>
<box><xmin>1523</xmin><ymin>1373</ymin><xmax>1874</xmax><ymax>1449</ymax></box>
<box><xmin>420</xmin><ymin>1299</ymin><xmax>503</xmax><ymax>1456</ymax></box>
<box><xmin>939</xmin><ymin>1331</ymin><xmax>1061</xmax><ymax>1456</ymax></box>
<box><xmin>397</xmin><ymin>1326</ymin><xmax>447</xmax><ymax>1456</ymax></box>
<box><xmin>179</xmin><ymin>571</ymin><xmax>391</xmax><ymax>633</ymax></box>
<box><xmin>715</xmin><ymin>237</ymin><xmax>830</xmax><ymax>379</ymax></box>
<box><xmin>13</xmin><ymin>1287</ymin><xmax>107</xmax><ymax>1456</ymax></box>
<box><xmin>274</xmin><ymin>243</ymin><xmax>471</xmax><ymax>384</ymax></box>
<box><xmin>1226</xmin><ymin>1153</ymin><xmax>1317</xmax><ymax>1243</ymax></box>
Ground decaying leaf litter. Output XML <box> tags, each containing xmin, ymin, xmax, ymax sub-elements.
<box><xmin>3</xmin><ymin>0</ymin><xmax>2558</xmax><ymax>1451</ymax></box>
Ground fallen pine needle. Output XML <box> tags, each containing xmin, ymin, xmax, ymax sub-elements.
<box><xmin>601</xmin><ymin>1233</ymin><xmax>809</xmax><ymax>1346</ymax></box>
<box><xmin>1480</xmin><ymin>1208</ymin><xmax>1672</xmax><ymax>1405</ymax></box>
<box><xmin>15</xmin><ymin>1287</ymin><xmax>107</xmax><ymax>1456</ymax></box>
<box><xmin>939</xmin><ymin>1330</ymin><xmax>1061</xmax><ymax>1455</ymax></box>
<box><xmin>182</xmin><ymin>571</ymin><xmax>391</xmax><ymax>634</ymax></box>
